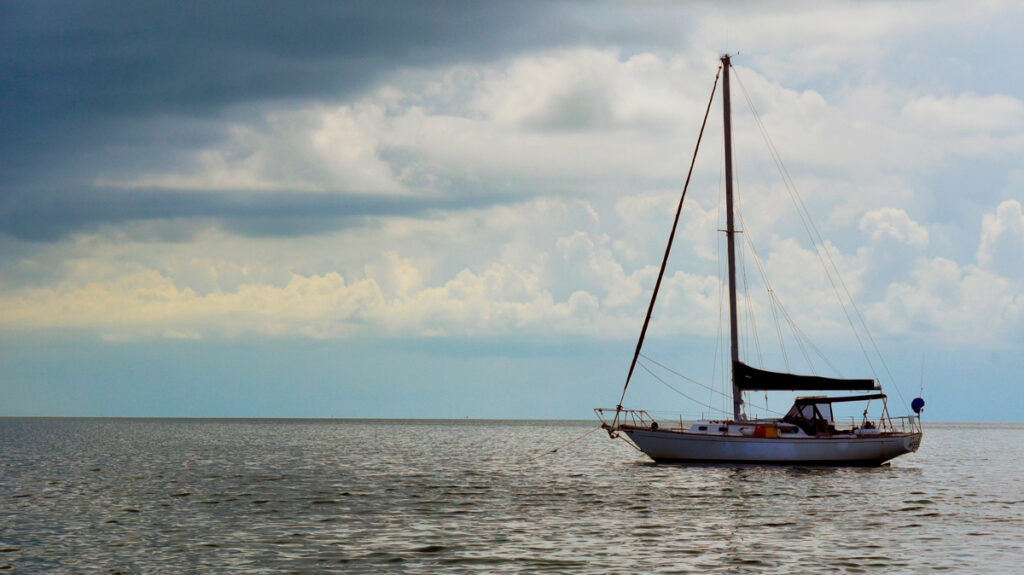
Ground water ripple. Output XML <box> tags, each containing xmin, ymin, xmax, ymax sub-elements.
<box><xmin>0</xmin><ymin>419</ymin><xmax>1020</xmax><ymax>573</ymax></box>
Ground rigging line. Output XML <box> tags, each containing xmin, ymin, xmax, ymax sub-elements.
<box><xmin>730</xmin><ymin>114</ymin><xmax>749</xmax><ymax>364</ymax></box>
<box><xmin>770</xmin><ymin>291</ymin><xmax>814</xmax><ymax>373</ymax></box>
<box><xmin>749</xmin><ymin>94</ymin><xmax>906</xmax><ymax>403</ymax></box>
<box><xmin>731</xmin><ymin>68</ymin><xmax>881</xmax><ymax>383</ymax></box>
<box><xmin>525</xmin><ymin>426</ymin><xmax>602</xmax><ymax>462</ymax></box>
<box><xmin>734</xmin><ymin>207</ymin><xmax>837</xmax><ymax>377</ymax></box>
<box><xmin>729</xmin><ymin>84</ymin><xmax>815</xmax><ymax>378</ymax></box>
<box><xmin>731</xmin><ymin>71</ymin><xmax>913</xmax><ymax>412</ymax></box>
<box><xmin>733</xmin><ymin>208</ymin><xmax>792</xmax><ymax>372</ymax></box>
<box><xmin>713</xmin><ymin>126</ymin><xmax>727</xmax><ymax>414</ymax></box>
<box><xmin>733</xmin><ymin>188</ymin><xmax>764</xmax><ymax>368</ymax></box>
<box><xmin>739</xmin><ymin>228</ymin><xmax>763</xmax><ymax>366</ymax></box>
<box><xmin>710</xmin><ymin>285</ymin><xmax>724</xmax><ymax>410</ymax></box>
<box><xmin>637</xmin><ymin>361</ymin><xmax>731</xmax><ymax>416</ymax></box>
<box><xmin>731</xmin><ymin>110</ymin><xmax>763</xmax><ymax>371</ymax></box>
<box><xmin>768</xmin><ymin>291</ymin><xmax>794</xmax><ymax>370</ymax></box>
<box><xmin>646</xmin><ymin>409</ymin><xmax>719</xmax><ymax>418</ymax></box>
<box><xmin>710</xmin><ymin>302</ymin><xmax>723</xmax><ymax>409</ymax></box>
<box><xmin>640</xmin><ymin>353</ymin><xmax>730</xmax><ymax>399</ymax></box>
<box><xmin>768</xmin><ymin>291</ymin><xmax>791</xmax><ymax>370</ymax></box>
<box><xmin>732</xmin><ymin>149</ymin><xmax>846</xmax><ymax>381</ymax></box>
<box><xmin>638</xmin><ymin>354</ymin><xmax>783</xmax><ymax>416</ymax></box>
<box><xmin>775</xmin><ymin>297</ymin><xmax>845</xmax><ymax>377</ymax></box>
<box><xmin>739</xmin><ymin>217</ymin><xmax>815</xmax><ymax>375</ymax></box>
<box><xmin>616</xmin><ymin>65</ymin><xmax>722</xmax><ymax>414</ymax></box>
<box><xmin>739</xmin><ymin>85</ymin><xmax>911</xmax><ymax>413</ymax></box>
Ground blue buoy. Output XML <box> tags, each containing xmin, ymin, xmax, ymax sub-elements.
<box><xmin>911</xmin><ymin>397</ymin><xmax>925</xmax><ymax>414</ymax></box>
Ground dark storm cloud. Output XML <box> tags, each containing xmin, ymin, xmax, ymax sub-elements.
<box><xmin>0</xmin><ymin>0</ymin><xmax>579</xmax><ymax>240</ymax></box>
<box><xmin>3</xmin><ymin>1</ymin><xmax>567</xmax><ymax>118</ymax></box>
<box><xmin>0</xmin><ymin>186</ymin><xmax>521</xmax><ymax>241</ymax></box>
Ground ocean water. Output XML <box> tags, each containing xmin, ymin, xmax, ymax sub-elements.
<box><xmin>0</xmin><ymin>419</ymin><xmax>1020</xmax><ymax>574</ymax></box>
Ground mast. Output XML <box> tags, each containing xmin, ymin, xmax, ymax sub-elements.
<box><xmin>722</xmin><ymin>54</ymin><xmax>744</xmax><ymax>421</ymax></box>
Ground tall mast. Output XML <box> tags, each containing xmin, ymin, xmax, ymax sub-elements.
<box><xmin>722</xmin><ymin>54</ymin><xmax>744</xmax><ymax>421</ymax></box>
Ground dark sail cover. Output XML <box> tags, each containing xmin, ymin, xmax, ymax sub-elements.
<box><xmin>733</xmin><ymin>361</ymin><xmax>876</xmax><ymax>391</ymax></box>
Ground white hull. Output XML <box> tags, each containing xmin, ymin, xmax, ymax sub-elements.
<box><xmin>623</xmin><ymin>427</ymin><xmax>922</xmax><ymax>466</ymax></box>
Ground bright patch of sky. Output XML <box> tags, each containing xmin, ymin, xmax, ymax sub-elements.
<box><xmin>1</xmin><ymin>1</ymin><xmax>1022</xmax><ymax>420</ymax></box>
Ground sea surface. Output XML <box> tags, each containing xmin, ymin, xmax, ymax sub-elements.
<box><xmin>0</xmin><ymin>419</ymin><xmax>1020</xmax><ymax>574</ymax></box>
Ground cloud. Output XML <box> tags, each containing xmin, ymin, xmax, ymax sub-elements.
<box><xmin>694</xmin><ymin>0</ymin><xmax>1024</xmax><ymax>84</ymax></box>
<box><xmin>7</xmin><ymin>9</ymin><xmax>1024</xmax><ymax>245</ymax></box>
<box><xmin>3</xmin><ymin>0</ymin><xmax>1024</xmax><ymax>354</ymax></box>
<box><xmin>98</xmin><ymin>97</ymin><xmax>415</xmax><ymax>195</ymax></box>
<box><xmin>871</xmin><ymin>258</ymin><xmax>1023</xmax><ymax>344</ymax></box>
<box><xmin>471</xmin><ymin>49</ymin><xmax>703</xmax><ymax>133</ymax></box>
<box><xmin>865</xmin><ymin>200</ymin><xmax>1024</xmax><ymax>344</ymax></box>
<box><xmin>0</xmin><ymin>246</ymin><xmax>616</xmax><ymax>341</ymax></box>
<box><xmin>2</xmin><ymin>48</ymin><xmax>714</xmax><ymax>240</ymax></box>
<box><xmin>2</xmin><ymin>171</ymin><xmax>1022</xmax><ymax>348</ymax></box>
<box><xmin>902</xmin><ymin>93</ymin><xmax>1024</xmax><ymax>134</ymax></box>
<box><xmin>0</xmin><ymin>0</ymin><xmax>576</xmax><ymax>238</ymax></box>
<box><xmin>978</xmin><ymin>199</ymin><xmax>1024</xmax><ymax>279</ymax></box>
<box><xmin>0</xmin><ymin>1</ymin><xmax>567</xmax><ymax>139</ymax></box>
<box><xmin>859</xmin><ymin>208</ymin><xmax>929</xmax><ymax>248</ymax></box>
<box><xmin>0</xmin><ymin>186</ymin><xmax>505</xmax><ymax>241</ymax></box>
<box><xmin>0</xmin><ymin>196</ymin><xmax>709</xmax><ymax>340</ymax></box>
<box><xmin>0</xmin><ymin>268</ymin><xmax>388</xmax><ymax>339</ymax></box>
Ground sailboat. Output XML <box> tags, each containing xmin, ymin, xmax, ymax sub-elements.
<box><xmin>596</xmin><ymin>55</ymin><xmax>924</xmax><ymax>465</ymax></box>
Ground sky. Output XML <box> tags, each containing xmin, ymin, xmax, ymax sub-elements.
<box><xmin>1</xmin><ymin>1</ymin><xmax>1022</xmax><ymax>421</ymax></box>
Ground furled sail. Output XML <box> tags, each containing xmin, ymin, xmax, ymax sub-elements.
<box><xmin>733</xmin><ymin>361</ymin><xmax>876</xmax><ymax>391</ymax></box>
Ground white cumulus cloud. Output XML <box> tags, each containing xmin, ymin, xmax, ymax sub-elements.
<box><xmin>978</xmin><ymin>199</ymin><xmax>1024</xmax><ymax>279</ymax></box>
<box><xmin>859</xmin><ymin>208</ymin><xmax>929</xmax><ymax>248</ymax></box>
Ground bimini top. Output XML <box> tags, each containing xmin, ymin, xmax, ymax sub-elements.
<box><xmin>734</xmin><ymin>361</ymin><xmax>877</xmax><ymax>392</ymax></box>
